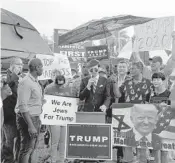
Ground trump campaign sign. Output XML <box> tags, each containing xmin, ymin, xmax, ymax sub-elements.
<box><xmin>85</xmin><ymin>45</ymin><xmax>108</xmax><ymax>61</ymax></box>
<box><xmin>66</xmin><ymin>124</ymin><xmax>112</xmax><ymax>160</ymax></box>
<box><xmin>112</xmin><ymin>103</ymin><xmax>175</xmax><ymax>151</ymax></box>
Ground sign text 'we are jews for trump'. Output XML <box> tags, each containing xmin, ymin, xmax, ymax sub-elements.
<box><xmin>40</xmin><ymin>95</ymin><xmax>79</xmax><ymax>126</ymax></box>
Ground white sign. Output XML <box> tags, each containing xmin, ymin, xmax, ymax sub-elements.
<box><xmin>36</xmin><ymin>53</ymin><xmax>72</xmax><ymax>80</ymax></box>
<box><xmin>133</xmin><ymin>17</ymin><xmax>174</xmax><ymax>52</ymax></box>
<box><xmin>40</xmin><ymin>95</ymin><xmax>79</xmax><ymax>125</ymax></box>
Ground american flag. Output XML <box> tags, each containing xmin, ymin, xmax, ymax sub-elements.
<box><xmin>154</xmin><ymin>105</ymin><xmax>175</xmax><ymax>139</ymax></box>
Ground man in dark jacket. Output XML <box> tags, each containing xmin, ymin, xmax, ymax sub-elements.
<box><xmin>2</xmin><ymin>57</ymin><xmax>25</xmax><ymax>163</ymax></box>
<box><xmin>79</xmin><ymin>59</ymin><xmax>111</xmax><ymax>112</ymax></box>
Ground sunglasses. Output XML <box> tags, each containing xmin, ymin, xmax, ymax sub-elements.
<box><xmin>89</xmin><ymin>67</ymin><xmax>98</xmax><ymax>73</ymax></box>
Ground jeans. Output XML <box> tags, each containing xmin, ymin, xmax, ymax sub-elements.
<box><xmin>48</xmin><ymin>125</ymin><xmax>66</xmax><ymax>163</ymax></box>
<box><xmin>16</xmin><ymin>114</ymin><xmax>41</xmax><ymax>163</ymax></box>
<box><xmin>1</xmin><ymin>123</ymin><xmax>19</xmax><ymax>163</ymax></box>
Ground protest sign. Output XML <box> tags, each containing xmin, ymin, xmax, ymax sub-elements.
<box><xmin>133</xmin><ymin>17</ymin><xmax>174</xmax><ymax>52</ymax></box>
<box><xmin>40</xmin><ymin>95</ymin><xmax>79</xmax><ymax>125</ymax></box>
<box><xmin>36</xmin><ymin>53</ymin><xmax>72</xmax><ymax>80</ymax></box>
<box><xmin>54</xmin><ymin>53</ymin><xmax>72</xmax><ymax>78</ymax></box>
<box><xmin>66</xmin><ymin>124</ymin><xmax>112</xmax><ymax>160</ymax></box>
<box><xmin>58</xmin><ymin>45</ymin><xmax>86</xmax><ymax>62</ymax></box>
<box><xmin>86</xmin><ymin>45</ymin><xmax>108</xmax><ymax>61</ymax></box>
<box><xmin>112</xmin><ymin>103</ymin><xmax>175</xmax><ymax>151</ymax></box>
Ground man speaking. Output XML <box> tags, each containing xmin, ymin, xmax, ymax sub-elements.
<box><xmin>79</xmin><ymin>59</ymin><xmax>111</xmax><ymax>112</ymax></box>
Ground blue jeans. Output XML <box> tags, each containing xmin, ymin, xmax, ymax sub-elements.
<box><xmin>1</xmin><ymin>123</ymin><xmax>19</xmax><ymax>163</ymax></box>
<box><xmin>16</xmin><ymin>114</ymin><xmax>41</xmax><ymax>163</ymax></box>
<box><xmin>47</xmin><ymin>125</ymin><xmax>66</xmax><ymax>163</ymax></box>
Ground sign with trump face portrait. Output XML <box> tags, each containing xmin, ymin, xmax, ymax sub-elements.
<box><xmin>112</xmin><ymin>103</ymin><xmax>175</xmax><ymax>151</ymax></box>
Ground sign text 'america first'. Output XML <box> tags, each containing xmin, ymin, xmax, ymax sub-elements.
<box><xmin>133</xmin><ymin>17</ymin><xmax>174</xmax><ymax>52</ymax></box>
<box><xmin>58</xmin><ymin>45</ymin><xmax>86</xmax><ymax>62</ymax></box>
<box><xmin>40</xmin><ymin>95</ymin><xmax>78</xmax><ymax>125</ymax></box>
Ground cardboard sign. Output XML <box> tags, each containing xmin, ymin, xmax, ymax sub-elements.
<box><xmin>58</xmin><ymin>45</ymin><xmax>86</xmax><ymax>62</ymax></box>
<box><xmin>86</xmin><ymin>45</ymin><xmax>108</xmax><ymax>61</ymax></box>
<box><xmin>133</xmin><ymin>17</ymin><xmax>174</xmax><ymax>52</ymax></box>
<box><xmin>40</xmin><ymin>95</ymin><xmax>79</xmax><ymax>125</ymax></box>
<box><xmin>36</xmin><ymin>54</ymin><xmax>72</xmax><ymax>80</ymax></box>
<box><xmin>112</xmin><ymin>103</ymin><xmax>175</xmax><ymax>151</ymax></box>
<box><xmin>66</xmin><ymin>124</ymin><xmax>112</xmax><ymax>160</ymax></box>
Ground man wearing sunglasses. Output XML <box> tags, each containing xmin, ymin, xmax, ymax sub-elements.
<box><xmin>79</xmin><ymin>59</ymin><xmax>111</xmax><ymax>112</ymax></box>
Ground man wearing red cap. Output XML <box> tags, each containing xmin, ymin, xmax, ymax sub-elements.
<box><xmin>79</xmin><ymin>59</ymin><xmax>111</xmax><ymax>112</ymax></box>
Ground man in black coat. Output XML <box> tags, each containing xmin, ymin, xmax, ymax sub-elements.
<box><xmin>79</xmin><ymin>59</ymin><xmax>111</xmax><ymax>112</ymax></box>
<box><xmin>2</xmin><ymin>57</ymin><xmax>25</xmax><ymax>163</ymax></box>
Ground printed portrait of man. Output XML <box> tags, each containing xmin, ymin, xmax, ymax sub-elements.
<box><xmin>125</xmin><ymin>104</ymin><xmax>162</xmax><ymax>150</ymax></box>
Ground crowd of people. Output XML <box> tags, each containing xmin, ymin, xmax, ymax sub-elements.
<box><xmin>1</xmin><ymin>34</ymin><xmax>175</xmax><ymax>163</ymax></box>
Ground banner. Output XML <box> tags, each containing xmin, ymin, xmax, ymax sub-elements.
<box><xmin>112</xmin><ymin>103</ymin><xmax>175</xmax><ymax>151</ymax></box>
<box><xmin>133</xmin><ymin>17</ymin><xmax>174</xmax><ymax>52</ymax></box>
<box><xmin>66</xmin><ymin>124</ymin><xmax>112</xmax><ymax>160</ymax></box>
<box><xmin>36</xmin><ymin>53</ymin><xmax>72</xmax><ymax>80</ymax></box>
<box><xmin>40</xmin><ymin>95</ymin><xmax>79</xmax><ymax>125</ymax></box>
<box><xmin>58</xmin><ymin>45</ymin><xmax>86</xmax><ymax>62</ymax></box>
<box><xmin>86</xmin><ymin>45</ymin><xmax>108</xmax><ymax>61</ymax></box>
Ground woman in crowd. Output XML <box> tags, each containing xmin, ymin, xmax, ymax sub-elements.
<box><xmin>145</xmin><ymin>72</ymin><xmax>171</xmax><ymax>103</ymax></box>
<box><xmin>45</xmin><ymin>73</ymin><xmax>73</xmax><ymax>163</ymax></box>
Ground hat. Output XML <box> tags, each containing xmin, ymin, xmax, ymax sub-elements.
<box><xmin>152</xmin><ymin>56</ymin><xmax>163</xmax><ymax>64</ymax></box>
<box><xmin>86</xmin><ymin>59</ymin><xmax>99</xmax><ymax>68</ymax></box>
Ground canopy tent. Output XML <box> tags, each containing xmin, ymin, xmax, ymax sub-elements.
<box><xmin>1</xmin><ymin>8</ymin><xmax>53</xmax><ymax>71</ymax></box>
<box><xmin>58</xmin><ymin>15</ymin><xmax>154</xmax><ymax>45</ymax></box>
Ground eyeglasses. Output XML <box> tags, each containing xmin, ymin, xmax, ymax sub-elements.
<box><xmin>89</xmin><ymin>67</ymin><xmax>98</xmax><ymax>73</ymax></box>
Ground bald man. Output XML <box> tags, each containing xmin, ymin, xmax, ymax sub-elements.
<box><xmin>15</xmin><ymin>58</ymin><xmax>43</xmax><ymax>163</ymax></box>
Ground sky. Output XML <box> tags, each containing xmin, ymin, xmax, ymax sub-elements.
<box><xmin>1</xmin><ymin>0</ymin><xmax>175</xmax><ymax>37</ymax></box>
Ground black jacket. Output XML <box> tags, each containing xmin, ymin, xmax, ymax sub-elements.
<box><xmin>79</xmin><ymin>76</ymin><xmax>111</xmax><ymax>112</ymax></box>
<box><xmin>3</xmin><ymin>69</ymin><xmax>25</xmax><ymax>124</ymax></box>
